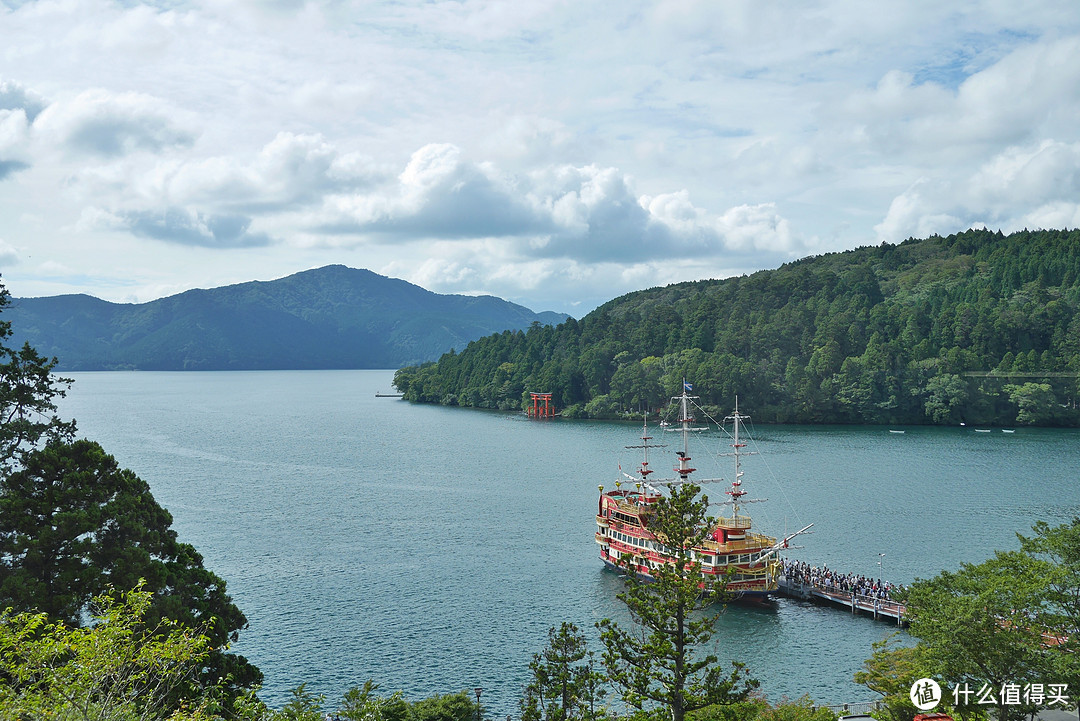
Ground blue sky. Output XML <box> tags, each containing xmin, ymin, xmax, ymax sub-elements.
<box><xmin>1</xmin><ymin>0</ymin><xmax>1079</xmax><ymax>315</ymax></box>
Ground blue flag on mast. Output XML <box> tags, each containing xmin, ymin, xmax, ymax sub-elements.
<box><xmin>683</xmin><ymin>381</ymin><xmax>693</xmax><ymax>391</ymax></box>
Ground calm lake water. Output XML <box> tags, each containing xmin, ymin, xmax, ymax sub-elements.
<box><xmin>55</xmin><ymin>370</ymin><xmax>1080</xmax><ymax>714</ymax></box>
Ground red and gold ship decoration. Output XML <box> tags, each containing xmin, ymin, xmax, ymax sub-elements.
<box><xmin>594</xmin><ymin>385</ymin><xmax>812</xmax><ymax>600</ymax></box>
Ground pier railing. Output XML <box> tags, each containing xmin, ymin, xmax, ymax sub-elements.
<box><xmin>814</xmin><ymin>701</ymin><xmax>881</xmax><ymax>716</ymax></box>
<box><xmin>780</xmin><ymin>578</ymin><xmax>907</xmax><ymax>625</ymax></box>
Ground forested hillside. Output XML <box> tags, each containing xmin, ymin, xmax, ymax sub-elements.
<box><xmin>394</xmin><ymin>229</ymin><xmax>1080</xmax><ymax>426</ymax></box>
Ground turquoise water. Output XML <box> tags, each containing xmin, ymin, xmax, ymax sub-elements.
<box><xmin>55</xmin><ymin>370</ymin><xmax>1080</xmax><ymax>714</ymax></box>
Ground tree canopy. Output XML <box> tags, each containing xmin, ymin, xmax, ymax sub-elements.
<box><xmin>395</xmin><ymin>229</ymin><xmax>1080</xmax><ymax>426</ymax></box>
<box><xmin>0</xmin><ymin>280</ymin><xmax>261</xmax><ymax>712</ymax></box>
<box><xmin>0</xmin><ymin>583</ymin><xmax>219</xmax><ymax>721</ymax></box>
<box><xmin>858</xmin><ymin>518</ymin><xmax>1080</xmax><ymax>721</ymax></box>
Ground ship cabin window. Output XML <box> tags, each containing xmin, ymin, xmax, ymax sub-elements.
<box><xmin>702</xmin><ymin>555</ymin><xmax>713</xmax><ymax>565</ymax></box>
<box><xmin>613</xmin><ymin>512</ymin><xmax>640</xmax><ymax>526</ymax></box>
<box><xmin>739</xmin><ymin>554</ymin><xmax>750</xmax><ymax>564</ymax></box>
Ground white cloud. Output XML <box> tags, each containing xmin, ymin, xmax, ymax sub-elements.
<box><xmin>842</xmin><ymin>35</ymin><xmax>1080</xmax><ymax>160</ymax></box>
<box><xmin>0</xmin><ymin>109</ymin><xmax>32</xmax><ymax>180</ymax></box>
<box><xmin>3</xmin><ymin>1</ymin><xmax>1080</xmax><ymax>312</ymax></box>
<box><xmin>0</xmin><ymin>78</ymin><xmax>47</xmax><ymax>122</ymax></box>
<box><xmin>308</xmin><ymin>148</ymin><xmax>805</xmax><ymax>264</ymax></box>
<box><xmin>138</xmin><ymin>132</ymin><xmax>382</xmax><ymax>211</ymax></box>
<box><xmin>969</xmin><ymin>140</ymin><xmax>1080</xmax><ymax>208</ymax></box>
<box><xmin>875</xmin><ymin>138</ymin><xmax>1080</xmax><ymax>240</ymax></box>
<box><xmin>82</xmin><ymin>204</ymin><xmax>272</xmax><ymax>248</ymax></box>
<box><xmin>0</xmin><ymin>239</ymin><xmax>19</xmax><ymax>267</ymax></box>
<box><xmin>34</xmin><ymin>88</ymin><xmax>195</xmax><ymax>158</ymax></box>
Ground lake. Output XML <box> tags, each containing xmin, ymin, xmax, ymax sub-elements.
<box><xmin>54</xmin><ymin>370</ymin><xmax>1080</xmax><ymax>714</ymax></box>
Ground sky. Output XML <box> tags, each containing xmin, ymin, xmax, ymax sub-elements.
<box><xmin>2</xmin><ymin>1</ymin><xmax>1079</xmax><ymax>316</ymax></box>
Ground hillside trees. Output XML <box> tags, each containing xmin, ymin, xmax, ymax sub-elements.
<box><xmin>395</xmin><ymin>229</ymin><xmax>1080</xmax><ymax>426</ymax></box>
<box><xmin>0</xmin><ymin>281</ymin><xmax>260</xmax><ymax>710</ymax></box>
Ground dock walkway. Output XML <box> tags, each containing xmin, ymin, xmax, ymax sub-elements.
<box><xmin>777</xmin><ymin>576</ymin><xmax>907</xmax><ymax>625</ymax></box>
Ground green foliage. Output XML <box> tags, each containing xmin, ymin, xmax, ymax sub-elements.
<box><xmin>0</xmin><ymin>583</ymin><xmax>218</xmax><ymax>721</ymax></box>
<box><xmin>904</xmin><ymin>562</ymin><xmax>1049</xmax><ymax>721</ymax></box>
<box><xmin>1003</xmin><ymin>382</ymin><xmax>1058</xmax><ymax>425</ymax></box>
<box><xmin>0</xmin><ymin>438</ymin><xmax>261</xmax><ymax>704</ymax></box>
<box><xmin>396</xmin><ymin>229</ymin><xmax>1080</xmax><ymax>426</ymax></box>
<box><xmin>686</xmin><ymin>697</ymin><xmax>769</xmax><ymax>721</ymax></box>
<box><xmin>1012</xmin><ymin>519</ymin><xmax>1080</xmax><ymax>693</ymax></box>
<box><xmin>865</xmin><ymin>518</ymin><xmax>1080</xmax><ymax>721</ymax></box>
<box><xmin>0</xmin><ymin>283</ymin><xmax>74</xmax><ymax>470</ymax></box>
<box><xmin>337</xmin><ymin>681</ymin><xmax>409</xmax><ymax>721</ymax></box>
<box><xmin>273</xmin><ymin>684</ymin><xmax>326</xmax><ymax>721</ymax></box>
<box><xmin>752</xmin><ymin>697</ymin><xmax>837</xmax><ymax>721</ymax></box>
<box><xmin>688</xmin><ymin>697</ymin><xmax>836</xmax><ymax>721</ymax></box>
<box><xmin>853</xmin><ymin>636</ymin><xmax>932</xmax><ymax>721</ymax></box>
<box><xmin>408</xmin><ymin>691</ymin><xmax>480</xmax><ymax>721</ymax></box>
<box><xmin>597</xmin><ymin>483</ymin><xmax>758</xmax><ymax>721</ymax></box>
<box><xmin>0</xmin><ymin>279</ymin><xmax>261</xmax><ymax>711</ymax></box>
<box><xmin>522</xmin><ymin>623</ymin><xmax>609</xmax><ymax>721</ymax></box>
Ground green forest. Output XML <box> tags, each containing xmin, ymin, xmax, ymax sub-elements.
<box><xmin>393</xmin><ymin>228</ymin><xmax>1080</xmax><ymax>426</ymax></box>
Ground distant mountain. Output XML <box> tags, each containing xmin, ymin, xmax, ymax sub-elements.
<box><xmin>6</xmin><ymin>266</ymin><xmax>569</xmax><ymax>370</ymax></box>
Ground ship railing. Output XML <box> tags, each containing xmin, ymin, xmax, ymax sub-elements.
<box><xmin>698</xmin><ymin>534</ymin><xmax>778</xmax><ymax>553</ymax></box>
<box><xmin>615</xmin><ymin>499</ymin><xmax>653</xmax><ymax>514</ymax></box>
<box><xmin>714</xmin><ymin>515</ymin><xmax>752</xmax><ymax>529</ymax></box>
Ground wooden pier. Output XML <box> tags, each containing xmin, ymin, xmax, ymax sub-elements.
<box><xmin>778</xmin><ymin>576</ymin><xmax>907</xmax><ymax>625</ymax></box>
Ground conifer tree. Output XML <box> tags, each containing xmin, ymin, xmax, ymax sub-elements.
<box><xmin>596</xmin><ymin>482</ymin><xmax>757</xmax><ymax>721</ymax></box>
<box><xmin>0</xmin><ymin>283</ymin><xmax>73</xmax><ymax>468</ymax></box>
<box><xmin>521</xmin><ymin>622</ymin><xmax>608</xmax><ymax>721</ymax></box>
<box><xmin>0</xmin><ymin>280</ymin><xmax>261</xmax><ymax>711</ymax></box>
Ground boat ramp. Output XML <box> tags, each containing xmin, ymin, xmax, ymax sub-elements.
<box><xmin>777</xmin><ymin>575</ymin><xmax>907</xmax><ymax>625</ymax></box>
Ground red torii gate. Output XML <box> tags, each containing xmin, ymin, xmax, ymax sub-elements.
<box><xmin>528</xmin><ymin>392</ymin><xmax>554</xmax><ymax>418</ymax></box>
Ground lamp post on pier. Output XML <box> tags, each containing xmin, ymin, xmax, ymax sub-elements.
<box><xmin>474</xmin><ymin>688</ymin><xmax>482</xmax><ymax>721</ymax></box>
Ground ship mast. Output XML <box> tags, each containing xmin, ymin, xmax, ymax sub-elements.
<box><xmin>725</xmin><ymin>397</ymin><xmax>749</xmax><ymax>519</ymax></box>
<box><xmin>676</xmin><ymin>382</ymin><xmax>697</xmax><ymax>480</ymax></box>
<box><xmin>625</xmin><ymin>416</ymin><xmax>665</xmax><ymax>491</ymax></box>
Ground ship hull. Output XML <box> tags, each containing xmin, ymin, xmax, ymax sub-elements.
<box><xmin>600</xmin><ymin>557</ymin><xmax>777</xmax><ymax>602</ymax></box>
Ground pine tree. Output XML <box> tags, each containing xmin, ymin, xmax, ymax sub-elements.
<box><xmin>521</xmin><ymin>622</ymin><xmax>608</xmax><ymax>721</ymax></box>
<box><xmin>596</xmin><ymin>482</ymin><xmax>757</xmax><ymax>721</ymax></box>
<box><xmin>0</xmin><ymin>283</ymin><xmax>74</xmax><ymax>469</ymax></box>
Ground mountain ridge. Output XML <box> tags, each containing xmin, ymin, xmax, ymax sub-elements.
<box><xmin>6</xmin><ymin>266</ymin><xmax>568</xmax><ymax>371</ymax></box>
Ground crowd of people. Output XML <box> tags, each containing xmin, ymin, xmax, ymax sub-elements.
<box><xmin>781</xmin><ymin>559</ymin><xmax>903</xmax><ymax>603</ymax></box>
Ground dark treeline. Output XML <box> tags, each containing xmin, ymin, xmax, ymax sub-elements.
<box><xmin>394</xmin><ymin>228</ymin><xmax>1080</xmax><ymax>426</ymax></box>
